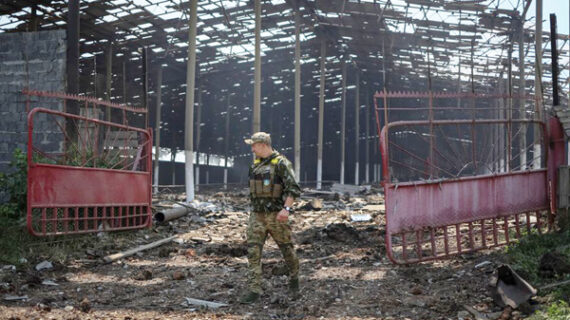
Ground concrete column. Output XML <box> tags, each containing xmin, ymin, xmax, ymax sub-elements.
<box><xmin>534</xmin><ymin>0</ymin><xmax>542</xmax><ymax>168</ymax></box>
<box><xmin>253</xmin><ymin>0</ymin><xmax>261</xmax><ymax>133</ymax></box>
<box><xmin>105</xmin><ymin>42</ymin><xmax>112</xmax><ymax>121</ymax></box>
<box><xmin>294</xmin><ymin>8</ymin><xmax>301</xmax><ymax>182</ymax></box>
<box><xmin>518</xmin><ymin>17</ymin><xmax>526</xmax><ymax>170</ymax></box>
<box><xmin>365</xmin><ymin>85</ymin><xmax>370</xmax><ymax>184</ymax></box>
<box><xmin>195</xmin><ymin>85</ymin><xmax>202</xmax><ymax>191</ymax></box>
<box><xmin>142</xmin><ymin>47</ymin><xmax>149</xmax><ymax>128</ymax></box>
<box><xmin>184</xmin><ymin>0</ymin><xmax>198</xmax><ymax>202</ymax></box>
<box><xmin>354</xmin><ymin>71</ymin><xmax>360</xmax><ymax>185</ymax></box>
<box><xmin>65</xmin><ymin>0</ymin><xmax>79</xmax><ymax>146</ymax></box>
<box><xmin>224</xmin><ymin>94</ymin><xmax>231</xmax><ymax>189</ymax></box>
<box><xmin>122</xmin><ymin>61</ymin><xmax>127</xmax><ymax>105</ymax></box>
<box><xmin>340</xmin><ymin>61</ymin><xmax>347</xmax><ymax>185</ymax></box>
<box><xmin>317</xmin><ymin>39</ymin><xmax>326</xmax><ymax>189</ymax></box>
<box><xmin>153</xmin><ymin>66</ymin><xmax>162</xmax><ymax>194</ymax></box>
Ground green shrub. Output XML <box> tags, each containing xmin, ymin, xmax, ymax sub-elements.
<box><xmin>0</xmin><ymin>149</ymin><xmax>27</xmax><ymax>219</ymax></box>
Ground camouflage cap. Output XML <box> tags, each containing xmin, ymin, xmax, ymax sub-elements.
<box><xmin>244</xmin><ymin>132</ymin><xmax>271</xmax><ymax>145</ymax></box>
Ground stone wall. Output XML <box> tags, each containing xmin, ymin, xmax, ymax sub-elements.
<box><xmin>0</xmin><ymin>30</ymin><xmax>66</xmax><ymax>172</ymax></box>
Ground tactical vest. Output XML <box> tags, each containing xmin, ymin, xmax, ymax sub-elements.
<box><xmin>249</xmin><ymin>156</ymin><xmax>283</xmax><ymax>198</ymax></box>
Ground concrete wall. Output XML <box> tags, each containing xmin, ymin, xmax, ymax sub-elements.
<box><xmin>0</xmin><ymin>30</ymin><xmax>66</xmax><ymax>173</ymax></box>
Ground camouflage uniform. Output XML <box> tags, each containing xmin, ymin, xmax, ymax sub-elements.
<box><xmin>246</xmin><ymin>151</ymin><xmax>301</xmax><ymax>294</ymax></box>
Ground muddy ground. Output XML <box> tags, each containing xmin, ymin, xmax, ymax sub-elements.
<box><xmin>0</xmin><ymin>191</ymin><xmax>522</xmax><ymax>319</ymax></box>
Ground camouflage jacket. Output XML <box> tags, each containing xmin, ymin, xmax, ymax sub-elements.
<box><xmin>249</xmin><ymin>151</ymin><xmax>301</xmax><ymax>213</ymax></box>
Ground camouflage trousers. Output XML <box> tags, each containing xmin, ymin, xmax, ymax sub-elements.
<box><xmin>246</xmin><ymin>211</ymin><xmax>299</xmax><ymax>294</ymax></box>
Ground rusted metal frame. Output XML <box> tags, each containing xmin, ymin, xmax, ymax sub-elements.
<box><xmin>380</xmin><ymin>119</ymin><xmax>550</xmax><ymax>264</ymax></box>
<box><xmin>382</xmin><ymin>106</ymin><xmax>515</xmax><ymax>111</ymax></box>
<box><xmin>100</xmin><ymin>125</ymin><xmax>115</xmax><ymax>164</ymax></box>
<box><xmin>481</xmin><ymin>219</ymin><xmax>487</xmax><ymax>247</ymax></box>
<box><xmin>434</xmin><ymin>125</ymin><xmax>469</xmax><ymax>172</ymax></box>
<box><xmin>22</xmin><ymin>90</ymin><xmax>146</xmax><ymax>114</ymax></box>
<box><xmin>28</xmin><ymin>108</ymin><xmax>150</xmax><ymax>164</ymax></box>
<box><xmin>405</xmin><ymin>123</ymin><xmax>464</xmax><ymax>174</ymax></box>
<box><xmin>374</xmin><ymin>90</ymin><xmax>533</xmax><ymax>100</ymax></box>
<box><xmin>388</xmin><ymin>140</ymin><xmax>456</xmax><ymax>178</ymax></box>
<box><xmin>388</xmin><ymin>210</ymin><xmax>545</xmax><ymax>263</ymax></box>
<box><xmin>454</xmin><ymin>124</ymin><xmax>471</xmax><ymax>169</ymax></box>
<box><xmin>387</xmin><ymin>159</ymin><xmax>431</xmax><ymax>178</ymax></box>
<box><xmin>34</xmin><ymin>207</ymin><xmax>149</xmax><ymax>235</ymax></box>
<box><xmin>379</xmin><ymin>119</ymin><xmax>544</xmax><ymax>183</ymax></box>
<box><xmin>509</xmin><ymin>142</ymin><xmax>538</xmax><ymax>172</ymax></box>
<box><xmin>415</xmin><ymin>230</ymin><xmax>422</xmax><ymax>259</ymax></box>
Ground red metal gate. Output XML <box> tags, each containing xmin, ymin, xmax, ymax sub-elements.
<box><xmin>25</xmin><ymin>90</ymin><xmax>152</xmax><ymax>236</ymax></box>
<box><xmin>374</xmin><ymin>90</ymin><xmax>564</xmax><ymax>264</ymax></box>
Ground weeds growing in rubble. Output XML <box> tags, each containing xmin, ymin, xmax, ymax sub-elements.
<box><xmin>506</xmin><ymin>230</ymin><xmax>570</xmax><ymax>319</ymax></box>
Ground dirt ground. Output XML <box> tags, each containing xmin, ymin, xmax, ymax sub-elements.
<box><xmin>0</xmin><ymin>191</ymin><xmax>522</xmax><ymax>320</ymax></box>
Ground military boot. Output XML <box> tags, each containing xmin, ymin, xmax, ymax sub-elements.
<box><xmin>239</xmin><ymin>291</ymin><xmax>260</xmax><ymax>304</ymax></box>
<box><xmin>289</xmin><ymin>278</ymin><xmax>300</xmax><ymax>300</ymax></box>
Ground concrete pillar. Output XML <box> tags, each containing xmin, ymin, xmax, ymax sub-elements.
<box><xmin>65</xmin><ymin>0</ymin><xmax>79</xmax><ymax>145</ymax></box>
<box><xmin>142</xmin><ymin>47</ymin><xmax>149</xmax><ymax>128</ymax></box>
<box><xmin>224</xmin><ymin>94</ymin><xmax>231</xmax><ymax>189</ymax></box>
<box><xmin>253</xmin><ymin>0</ymin><xmax>261</xmax><ymax>133</ymax></box>
<box><xmin>195</xmin><ymin>85</ymin><xmax>202</xmax><ymax>191</ymax></box>
<box><xmin>105</xmin><ymin>42</ymin><xmax>112</xmax><ymax>121</ymax></box>
<box><xmin>534</xmin><ymin>0</ymin><xmax>542</xmax><ymax>168</ymax></box>
<box><xmin>365</xmin><ymin>85</ymin><xmax>370</xmax><ymax>184</ymax></box>
<box><xmin>184</xmin><ymin>0</ymin><xmax>198</xmax><ymax>202</ymax></box>
<box><xmin>153</xmin><ymin>66</ymin><xmax>162</xmax><ymax>194</ymax></box>
<box><xmin>354</xmin><ymin>71</ymin><xmax>360</xmax><ymax>185</ymax></box>
<box><xmin>122</xmin><ymin>61</ymin><xmax>127</xmax><ymax>105</ymax></box>
<box><xmin>317</xmin><ymin>39</ymin><xmax>326</xmax><ymax>189</ymax></box>
<box><xmin>340</xmin><ymin>61</ymin><xmax>347</xmax><ymax>185</ymax></box>
<box><xmin>518</xmin><ymin>17</ymin><xmax>527</xmax><ymax>170</ymax></box>
<box><xmin>294</xmin><ymin>8</ymin><xmax>301</xmax><ymax>182</ymax></box>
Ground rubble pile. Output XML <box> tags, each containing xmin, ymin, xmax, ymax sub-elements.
<box><xmin>0</xmin><ymin>187</ymin><xmax>531</xmax><ymax>319</ymax></box>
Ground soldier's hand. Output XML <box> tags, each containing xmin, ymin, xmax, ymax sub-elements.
<box><xmin>276</xmin><ymin>209</ymin><xmax>289</xmax><ymax>222</ymax></box>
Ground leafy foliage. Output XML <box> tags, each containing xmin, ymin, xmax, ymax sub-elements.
<box><xmin>0</xmin><ymin>149</ymin><xmax>27</xmax><ymax>219</ymax></box>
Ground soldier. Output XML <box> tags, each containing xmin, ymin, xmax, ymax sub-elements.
<box><xmin>240</xmin><ymin>132</ymin><xmax>301</xmax><ymax>304</ymax></box>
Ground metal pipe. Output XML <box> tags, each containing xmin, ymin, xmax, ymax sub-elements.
<box><xmin>253</xmin><ymin>0</ymin><xmax>261</xmax><ymax>133</ymax></box>
<box><xmin>317</xmin><ymin>39</ymin><xmax>326</xmax><ymax>189</ymax></box>
<box><xmin>154</xmin><ymin>205</ymin><xmax>193</xmax><ymax>222</ymax></box>
<box><xmin>185</xmin><ymin>0</ymin><xmax>198</xmax><ymax>202</ymax></box>
<box><xmin>154</xmin><ymin>65</ymin><xmax>163</xmax><ymax>194</ymax></box>
<box><xmin>294</xmin><ymin>7</ymin><xmax>301</xmax><ymax>181</ymax></box>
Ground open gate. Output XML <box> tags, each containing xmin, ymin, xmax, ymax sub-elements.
<box><xmin>24</xmin><ymin>90</ymin><xmax>153</xmax><ymax>236</ymax></box>
<box><xmin>374</xmin><ymin>90</ymin><xmax>565</xmax><ymax>264</ymax></box>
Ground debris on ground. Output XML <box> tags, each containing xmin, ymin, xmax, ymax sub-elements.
<box><xmin>489</xmin><ymin>265</ymin><xmax>537</xmax><ymax>309</ymax></box>
<box><xmin>0</xmin><ymin>190</ymin><xmax>534</xmax><ymax>319</ymax></box>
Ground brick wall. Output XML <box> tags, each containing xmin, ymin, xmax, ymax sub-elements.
<box><xmin>0</xmin><ymin>30</ymin><xmax>66</xmax><ymax>172</ymax></box>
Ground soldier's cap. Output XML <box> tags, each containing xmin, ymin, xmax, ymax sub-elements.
<box><xmin>244</xmin><ymin>132</ymin><xmax>271</xmax><ymax>145</ymax></box>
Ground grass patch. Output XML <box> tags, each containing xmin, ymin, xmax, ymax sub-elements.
<box><xmin>505</xmin><ymin>230</ymin><xmax>570</xmax><ymax>319</ymax></box>
<box><xmin>0</xmin><ymin>214</ymin><xmax>99</xmax><ymax>267</ymax></box>
<box><xmin>505</xmin><ymin>230</ymin><xmax>570</xmax><ymax>284</ymax></box>
<box><xmin>527</xmin><ymin>300</ymin><xmax>570</xmax><ymax>320</ymax></box>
